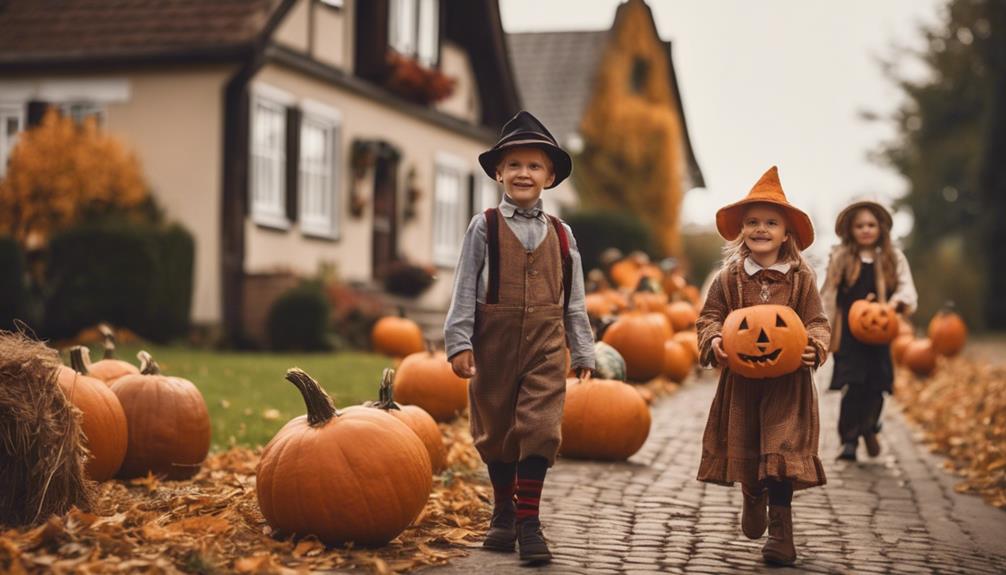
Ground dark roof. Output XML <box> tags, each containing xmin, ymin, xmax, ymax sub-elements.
<box><xmin>507</xmin><ymin>30</ymin><xmax>609</xmax><ymax>149</ymax></box>
<box><xmin>507</xmin><ymin>3</ymin><xmax>704</xmax><ymax>188</ymax></box>
<box><xmin>0</xmin><ymin>0</ymin><xmax>284</xmax><ymax>67</ymax></box>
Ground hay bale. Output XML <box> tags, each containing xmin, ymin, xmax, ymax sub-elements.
<box><xmin>0</xmin><ymin>331</ymin><xmax>94</xmax><ymax>527</ymax></box>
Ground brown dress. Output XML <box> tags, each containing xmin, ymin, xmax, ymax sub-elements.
<box><xmin>468</xmin><ymin>218</ymin><xmax>568</xmax><ymax>466</ymax></box>
<box><xmin>696</xmin><ymin>258</ymin><xmax>830</xmax><ymax>490</ymax></box>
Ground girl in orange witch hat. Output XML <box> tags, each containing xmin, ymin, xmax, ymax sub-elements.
<box><xmin>695</xmin><ymin>166</ymin><xmax>831</xmax><ymax>566</ymax></box>
<box><xmin>820</xmin><ymin>200</ymin><xmax>917</xmax><ymax>461</ymax></box>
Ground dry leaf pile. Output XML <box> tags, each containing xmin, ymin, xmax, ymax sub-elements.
<box><xmin>0</xmin><ymin>418</ymin><xmax>491</xmax><ymax>574</ymax></box>
<box><xmin>895</xmin><ymin>358</ymin><xmax>1006</xmax><ymax>508</ymax></box>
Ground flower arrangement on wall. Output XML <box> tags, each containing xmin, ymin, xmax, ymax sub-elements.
<box><xmin>384</xmin><ymin>51</ymin><xmax>457</xmax><ymax>106</ymax></box>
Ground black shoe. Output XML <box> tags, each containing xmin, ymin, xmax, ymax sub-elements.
<box><xmin>517</xmin><ymin>520</ymin><xmax>552</xmax><ymax>565</ymax></box>
<box><xmin>836</xmin><ymin>441</ymin><xmax>857</xmax><ymax>461</ymax></box>
<box><xmin>482</xmin><ymin>503</ymin><xmax>516</xmax><ymax>552</ymax></box>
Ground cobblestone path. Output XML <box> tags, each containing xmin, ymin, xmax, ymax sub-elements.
<box><xmin>427</xmin><ymin>365</ymin><xmax>1006</xmax><ymax>574</ymax></box>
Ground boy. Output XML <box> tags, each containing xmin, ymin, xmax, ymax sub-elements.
<box><xmin>444</xmin><ymin>111</ymin><xmax>595</xmax><ymax>565</ymax></box>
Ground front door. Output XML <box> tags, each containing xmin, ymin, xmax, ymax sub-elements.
<box><xmin>372</xmin><ymin>142</ymin><xmax>400</xmax><ymax>279</ymax></box>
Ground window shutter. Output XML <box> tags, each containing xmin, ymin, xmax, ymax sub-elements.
<box><xmin>286</xmin><ymin>106</ymin><xmax>301</xmax><ymax>223</ymax></box>
<box><xmin>26</xmin><ymin>100</ymin><xmax>50</xmax><ymax>127</ymax></box>
<box><xmin>354</xmin><ymin>0</ymin><xmax>390</xmax><ymax>81</ymax></box>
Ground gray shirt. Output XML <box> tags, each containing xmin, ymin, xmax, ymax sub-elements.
<box><xmin>444</xmin><ymin>196</ymin><xmax>596</xmax><ymax>370</ymax></box>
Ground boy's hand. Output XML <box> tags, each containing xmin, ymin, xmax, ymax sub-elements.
<box><xmin>450</xmin><ymin>350</ymin><xmax>476</xmax><ymax>379</ymax></box>
<box><xmin>575</xmin><ymin>368</ymin><xmax>593</xmax><ymax>380</ymax></box>
<box><xmin>711</xmin><ymin>336</ymin><xmax>729</xmax><ymax>366</ymax></box>
<box><xmin>801</xmin><ymin>344</ymin><xmax>817</xmax><ymax>368</ymax></box>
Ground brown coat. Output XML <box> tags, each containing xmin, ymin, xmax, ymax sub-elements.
<box><xmin>695</xmin><ymin>258</ymin><xmax>831</xmax><ymax>490</ymax></box>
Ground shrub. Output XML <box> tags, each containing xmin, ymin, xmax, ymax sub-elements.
<box><xmin>326</xmin><ymin>281</ymin><xmax>385</xmax><ymax>350</ymax></box>
<box><xmin>563</xmin><ymin>210</ymin><xmax>656</xmax><ymax>274</ymax></box>
<box><xmin>44</xmin><ymin>219</ymin><xmax>194</xmax><ymax>342</ymax></box>
<box><xmin>267</xmin><ymin>282</ymin><xmax>332</xmax><ymax>351</ymax></box>
<box><xmin>383</xmin><ymin>260</ymin><xmax>437</xmax><ymax>298</ymax></box>
<box><xmin>0</xmin><ymin>236</ymin><xmax>29</xmax><ymax>330</ymax></box>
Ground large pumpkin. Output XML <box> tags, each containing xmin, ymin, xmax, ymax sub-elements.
<box><xmin>903</xmin><ymin>339</ymin><xmax>937</xmax><ymax>377</ymax></box>
<box><xmin>663</xmin><ymin>340</ymin><xmax>693</xmax><ymax>383</ymax></box>
<box><xmin>111</xmin><ymin>351</ymin><xmax>211</xmax><ymax>479</ymax></box>
<box><xmin>593</xmin><ymin>341</ymin><xmax>627</xmax><ymax>381</ymax></box>
<box><xmin>673</xmin><ymin>331</ymin><xmax>700</xmax><ymax>363</ymax></box>
<box><xmin>585</xmin><ymin>293</ymin><xmax>616</xmax><ymax>318</ymax></box>
<box><xmin>57</xmin><ymin>346</ymin><xmax>128</xmax><ymax>482</ymax></box>
<box><xmin>928</xmin><ymin>309</ymin><xmax>967</xmax><ymax>357</ymax></box>
<box><xmin>665</xmin><ymin>301</ymin><xmax>698</xmax><ymax>332</ymax></box>
<box><xmin>722</xmin><ymin>305</ymin><xmax>808</xmax><ymax>379</ymax></box>
<box><xmin>257</xmin><ymin>369</ymin><xmax>432</xmax><ymax>546</ymax></box>
<box><xmin>891</xmin><ymin>334</ymin><xmax>914</xmax><ymax>365</ymax></box>
<box><xmin>394</xmin><ymin>343</ymin><xmax>469</xmax><ymax>422</ymax></box>
<box><xmin>630</xmin><ymin>290</ymin><xmax>668</xmax><ymax>314</ymax></box>
<box><xmin>371</xmin><ymin>310</ymin><xmax>425</xmax><ymax>358</ymax></box>
<box><xmin>601</xmin><ymin>311</ymin><xmax>672</xmax><ymax>382</ymax></box>
<box><xmin>367</xmin><ymin>368</ymin><xmax>446</xmax><ymax>473</ymax></box>
<box><xmin>609</xmin><ymin>258</ymin><xmax>641</xmax><ymax>290</ymax></box>
<box><xmin>86</xmin><ymin>324</ymin><xmax>140</xmax><ymax>384</ymax></box>
<box><xmin>848</xmin><ymin>296</ymin><xmax>899</xmax><ymax>345</ymax></box>
<box><xmin>560</xmin><ymin>378</ymin><xmax>651</xmax><ymax>460</ymax></box>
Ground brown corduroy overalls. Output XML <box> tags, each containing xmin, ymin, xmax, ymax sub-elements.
<box><xmin>469</xmin><ymin>212</ymin><xmax>568</xmax><ymax>466</ymax></box>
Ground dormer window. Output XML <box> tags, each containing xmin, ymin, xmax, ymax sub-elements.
<box><xmin>388</xmin><ymin>0</ymin><xmax>439</xmax><ymax>67</ymax></box>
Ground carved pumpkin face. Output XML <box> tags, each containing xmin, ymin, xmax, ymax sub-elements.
<box><xmin>722</xmin><ymin>304</ymin><xmax>808</xmax><ymax>379</ymax></box>
<box><xmin>848</xmin><ymin>299</ymin><xmax>899</xmax><ymax>344</ymax></box>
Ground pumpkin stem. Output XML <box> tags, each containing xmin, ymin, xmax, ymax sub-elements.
<box><xmin>397</xmin><ymin>306</ymin><xmax>407</xmax><ymax>318</ymax></box>
<box><xmin>137</xmin><ymin>351</ymin><xmax>161</xmax><ymax>375</ymax></box>
<box><xmin>286</xmin><ymin>368</ymin><xmax>338</xmax><ymax>426</ymax></box>
<box><xmin>375</xmin><ymin>368</ymin><xmax>401</xmax><ymax>411</ymax></box>
<box><xmin>98</xmin><ymin>323</ymin><xmax>117</xmax><ymax>360</ymax></box>
<box><xmin>68</xmin><ymin>345</ymin><xmax>92</xmax><ymax>375</ymax></box>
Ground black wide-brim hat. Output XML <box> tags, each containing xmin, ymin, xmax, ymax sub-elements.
<box><xmin>478</xmin><ymin>110</ymin><xmax>572</xmax><ymax>189</ymax></box>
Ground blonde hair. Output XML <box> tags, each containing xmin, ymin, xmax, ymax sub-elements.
<box><xmin>721</xmin><ymin>205</ymin><xmax>806</xmax><ymax>267</ymax></box>
<box><xmin>835</xmin><ymin>206</ymin><xmax>898</xmax><ymax>295</ymax></box>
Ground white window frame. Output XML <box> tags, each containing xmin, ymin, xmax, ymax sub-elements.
<box><xmin>298</xmin><ymin>99</ymin><xmax>342</xmax><ymax>240</ymax></box>
<box><xmin>0</xmin><ymin>104</ymin><xmax>25</xmax><ymax>179</ymax></box>
<box><xmin>249</xmin><ymin>84</ymin><xmax>294</xmax><ymax>230</ymax></box>
<box><xmin>60</xmin><ymin>101</ymin><xmax>106</xmax><ymax>127</ymax></box>
<box><xmin>389</xmin><ymin>0</ymin><xmax>439</xmax><ymax>67</ymax></box>
<box><xmin>473</xmin><ymin>175</ymin><xmax>500</xmax><ymax>215</ymax></box>
<box><xmin>432</xmin><ymin>152</ymin><xmax>467</xmax><ymax>267</ymax></box>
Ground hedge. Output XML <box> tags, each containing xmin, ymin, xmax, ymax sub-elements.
<box><xmin>562</xmin><ymin>210</ymin><xmax>656</xmax><ymax>273</ymax></box>
<box><xmin>0</xmin><ymin>236</ymin><xmax>28</xmax><ymax>331</ymax></box>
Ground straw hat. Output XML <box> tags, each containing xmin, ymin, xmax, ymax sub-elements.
<box><xmin>715</xmin><ymin>166</ymin><xmax>815</xmax><ymax>250</ymax></box>
<box><xmin>478</xmin><ymin>111</ymin><xmax>572</xmax><ymax>189</ymax></box>
<box><xmin>834</xmin><ymin>199</ymin><xmax>893</xmax><ymax>237</ymax></box>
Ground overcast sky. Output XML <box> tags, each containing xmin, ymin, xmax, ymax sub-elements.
<box><xmin>500</xmin><ymin>0</ymin><xmax>945</xmax><ymax>260</ymax></box>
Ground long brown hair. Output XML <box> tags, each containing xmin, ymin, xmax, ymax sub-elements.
<box><xmin>836</xmin><ymin>206</ymin><xmax>898</xmax><ymax>297</ymax></box>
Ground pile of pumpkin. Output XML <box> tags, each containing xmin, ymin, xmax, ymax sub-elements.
<box><xmin>892</xmin><ymin>306</ymin><xmax>968</xmax><ymax>377</ymax></box>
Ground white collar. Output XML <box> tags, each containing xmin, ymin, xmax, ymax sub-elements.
<box><xmin>744</xmin><ymin>257</ymin><xmax>792</xmax><ymax>276</ymax></box>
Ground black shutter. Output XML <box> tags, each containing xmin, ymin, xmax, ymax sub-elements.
<box><xmin>467</xmin><ymin>172</ymin><xmax>476</xmax><ymax>218</ymax></box>
<box><xmin>286</xmin><ymin>106</ymin><xmax>302</xmax><ymax>223</ymax></box>
<box><xmin>354</xmin><ymin>0</ymin><xmax>390</xmax><ymax>81</ymax></box>
<box><xmin>26</xmin><ymin>100</ymin><xmax>50</xmax><ymax>127</ymax></box>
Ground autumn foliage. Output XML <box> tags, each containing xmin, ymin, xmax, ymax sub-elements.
<box><xmin>0</xmin><ymin>108</ymin><xmax>148</xmax><ymax>247</ymax></box>
<box><xmin>576</xmin><ymin>0</ymin><xmax>688</xmax><ymax>257</ymax></box>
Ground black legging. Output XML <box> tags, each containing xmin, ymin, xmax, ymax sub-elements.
<box><xmin>838</xmin><ymin>385</ymin><xmax>885</xmax><ymax>444</ymax></box>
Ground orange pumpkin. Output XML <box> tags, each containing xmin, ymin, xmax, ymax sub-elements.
<box><xmin>903</xmin><ymin>339</ymin><xmax>937</xmax><ymax>376</ymax></box>
<box><xmin>367</xmin><ymin>368</ymin><xmax>446</xmax><ymax>473</ymax></box>
<box><xmin>666</xmin><ymin>301</ymin><xmax>698</xmax><ymax>332</ymax></box>
<box><xmin>722</xmin><ymin>305</ymin><xmax>808</xmax><ymax>379</ymax></box>
<box><xmin>673</xmin><ymin>331</ymin><xmax>700</xmax><ymax>363</ymax></box>
<box><xmin>609</xmin><ymin>258</ymin><xmax>642</xmax><ymax>290</ymax></box>
<box><xmin>257</xmin><ymin>369</ymin><xmax>432</xmax><ymax>546</ymax></box>
<box><xmin>848</xmin><ymin>296</ymin><xmax>899</xmax><ymax>345</ymax></box>
<box><xmin>928</xmin><ymin>309</ymin><xmax>967</xmax><ymax>357</ymax></box>
<box><xmin>631</xmin><ymin>290</ymin><xmax>669</xmax><ymax>314</ymax></box>
<box><xmin>662</xmin><ymin>273</ymin><xmax>687</xmax><ymax>297</ymax></box>
<box><xmin>86</xmin><ymin>324</ymin><xmax>139</xmax><ymax>384</ymax></box>
<box><xmin>601</xmin><ymin>311</ymin><xmax>672</xmax><ymax>382</ymax></box>
<box><xmin>57</xmin><ymin>346</ymin><xmax>128</xmax><ymax>482</ymax></box>
<box><xmin>891</xmin><ymin>334</ymin><xmax>914</xmax><ymax>365</ymax></box>
<box><xmin>393</xmin><ymin>343</ymin><xmax>469</xmax><ymax>422</ymax></box>
<box><xmin>560</xmin><ymin>378</ymin><xmax>651</xmax><ymax>460</ymax></box>
<box><xmin>681</xmin><ymin>285</ymin><xmax>702</xmax><ymax>308</ymax></box>
<box><xmin>111</xmin><ymin>351</ymin><xmax>211</xmax><ymax>479</ymax></box>
<box><xmin>662</xmin><ymin>340</ymin><xmax>693</xmax><ymax>383</ymax></box>
<box><xmin>371</xmin><ymin>310</ymin><xmax>425</xmax><ymax>358</ymax></box>
<box><xmin>585</xmin><ymin>293</ymin><xmax>616</xmax><ymax>318</ymax></box>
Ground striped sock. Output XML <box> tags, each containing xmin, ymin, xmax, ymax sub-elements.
<box><xmin>516</xmin><ymin>456</ymin><xmax>548</xmax><ymax>523</ymax></box>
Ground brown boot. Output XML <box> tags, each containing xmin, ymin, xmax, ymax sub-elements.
<box><xmin>741</xmin><ymin>485</ymin><xmax>768</xmax><ymax>539</ymax></box>
<box><xmin>762</xmin><ymin>505</ymin><xmax>796</xmax><ymax>565</ymax></box>
<box><xmin>482</xmin><ymin>501</ymin><xmax>516</xmax><ymax>552</ymax></box>
<box><xmin>863</xmin><ymin>432</ymin><xmax>881</xmax><ymax>457</ymax></box>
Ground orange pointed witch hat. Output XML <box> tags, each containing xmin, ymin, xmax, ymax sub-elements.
<box><xmin>715</xmin><ymin>166</ymin><xmax>815</xmax><ymax>250</ymax></box>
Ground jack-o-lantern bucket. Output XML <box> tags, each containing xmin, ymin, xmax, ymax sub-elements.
<box><xmin>848</xmin><ymin>296</ymin><xmax>899</xmax><ymax>345</ymax></box>
<box><xmin>722</xmin><ymin>304</ymin><xmax>808</xmax><ymax>379</ymax></box>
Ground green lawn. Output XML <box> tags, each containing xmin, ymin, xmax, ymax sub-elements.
<box><xmin>72</xmin><ymin>344</ymin><xmax>397</xmax><ymax>450</ymax></box>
